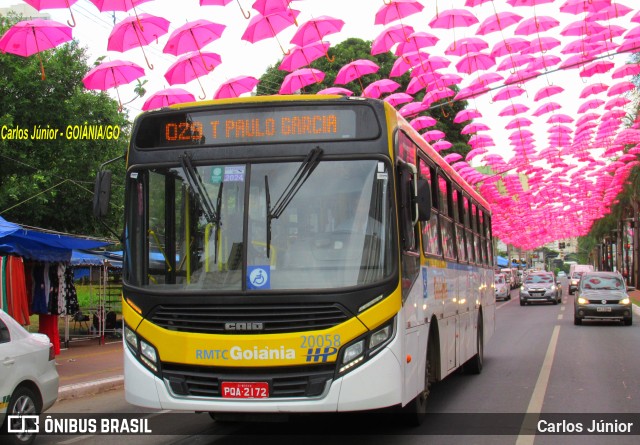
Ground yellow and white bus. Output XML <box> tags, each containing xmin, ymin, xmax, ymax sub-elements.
<box><xmin>95</xmin><ymin>95</ymin><xmax>495</xmax><ymax>422</ymax></box>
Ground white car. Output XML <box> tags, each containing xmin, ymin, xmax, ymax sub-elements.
<box><xmin>494</xmin><ymin>273</ymin><xmax>510</xmax><ymax>301</ymax></box>
<box><xmin>1</xmin><ymin>309</ymin><xmax>59</xmax><ymax>445</ymax></box>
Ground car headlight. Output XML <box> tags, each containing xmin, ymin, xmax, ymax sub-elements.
<box><xmin>620</xmin><ymin>297</ymin><xmax>630</xmax><ymax>305</ymax></box>
<box><xmin>338</xmin><ymin>318</ymin><xmax>395</xmax><ymax>375</ymax></box>
<box><xmin>577</xmin><ymin>297</ymin><xmax>588</xmax><ymax>305</ymax></box>
<box><xmin>551</xmin><ymin>285</ymin><xmax>556</xmax><ymax>291</ymax></box>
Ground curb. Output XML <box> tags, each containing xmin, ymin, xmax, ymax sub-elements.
<box><xmin>58</xmin><ymin>375</ymin><xmax>124</xmax><ymax>402</ymax></box>
<box><xmin>634</xmin><ymin>303</ymin><xmax>640</xmax><ymax>317</ymax></box>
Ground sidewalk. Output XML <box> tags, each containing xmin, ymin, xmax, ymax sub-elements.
<box><xmin>56</xmin><ymin>337</ymin><xmax>124</xmax><ymax>402</ymax></box>
<box><xmin>55</xmin><ymin>298</ymin><xmax>640</xmax><ymax>402</ymax></box>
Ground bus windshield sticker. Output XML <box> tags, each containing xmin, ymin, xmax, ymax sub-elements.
<box><xmin>210</xmin><ymin>166</ymin><xmax>223</xmax><ymax>183</ymax></box>
<box><xmin>224</xmin><ymin>165</ymin><xmax>245</xmax><ymax>182</ymax></box>
<box><xmin>247</xmin><ymin>265</ymin><xmax>270</xmax><ymax>290</ymax></box>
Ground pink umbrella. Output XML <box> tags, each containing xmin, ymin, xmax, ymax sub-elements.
<box><xmin>455</xmin><ymin>52</ymin><xmax>495</xmax><ymax>74</ymax></box>
<box><xmin>213</xmin><ymin>75</ymin><xmax>259</xmax><ymax>99</ymax></box>
<box><xmin>534</xmin><ymin>85</ymin><xmax>564</xmax><ymax>102</ymax></box>
<box><xmin>428</xmin><ymin>9</ymin><xmax>479</xmax><ymax>51</ymax></box>
<box><xmin>466</xmin><ymin>147</ymin><xmax>488</xmax><ymax>161</ymax></box>
<box><xmin>279</xmin><ymin>41</ymin><xmax>330</xmax><ymax>72</ymax></box>
<box><xmin>107</xmin><ymin>13</ymin><xmax>170</xmax><ymax>69</ymax></box>
<box><xmin>461</xmin><ymin>122</ymin><xmax>490</xmax><ymax>134</ymax></box>
<box><xmin>0</xmin><ymin>18</ymin><xmax>72</xmax><ymax>80</ymax></box>
<box><xmin>241</xmin><ymin>9</ymin><xmax>300</xmax><ymax>54</ymax></box>
<box><xmin>469</xmin><ymin>134</ymin><xmax>495</xmax><ymax>147</ymax></box>
<box><xmin>496</xmin><ymin>54</ymin><xmax>532</xmax><ymax>71</ymax></box>
<box><xmin>454</xmin><ymin>109</ymin><xmax>482</xmax><ymax>123</ymax></box>
<box><xmin>560</xmin><ymin>20</ymin><xmax>606</xmax><ymax>37</ymax></box>
<box><xmin>89</xmin><ymin>1</ymin><xmax>154</xmax><ymax>29</ymax></box>
<box><xmin>24</xmin><ymin>0</ymin><xmax>79</xmax><ymax>27</ymax></box>
<box><xmin>505</xmin><ymin>117</ymin><xmax>532</xmax><ymax>129</ymax></box>
<box><xmin>423</xmin><ymin>129</ymin><xmax>446</xmax><ymax>141</ymax></box>
<box><xmin>507</xmin><ymin>0</ymin><xmax>554</xmax><ymax>6</ymax></box>
<box><xmin>443</xmin><ymin>153</ymin><xmax>463</xmax><ymax>164</ymax></box>
<box><xmin>375</xmin><ymin>0</ymin><xmax>424</xmax><ymax>26</ymax></box>
<box><xmin>468</xmin><ymin>72</ymin><xmax>503</xmax><ymax>90</ymax></box>
<box><xmin>611</xmin><ymin>63</ymin><xmax>640</xmax><ymax>79</ymax></box>
<box><xmin>492</xmin><ymin>85</ymin><xmax>526</xmax><ymax>102</ymax></box>
<box><xmin>432</xmin><ymin>140</ymin><xmax>452</xmax><ymax>151</ymax></box>
<box><xmin>384</xmin><ymin>92</ymin><xmax>413</xmax><ymax>106</ymax></box>
<box><xmin>371</xmin><ymin>24</ymin><xmax>415</xmax><ymax>55</ymax></box>
<box><xmin>491</xmin><ymin>37</ymin><xmax>529</xmax><ymax>57</ymax></box>
<box><xmin>317</xmin><ymin>87</ymin><xmax>353</xmax><ymax>96</ymax></box>
<box><xmin>163</xmin><ymin>19</ymin><xmax>225</xmax><ymax>71</ymax></box>
<box><xmin>579</xmin><ymin>83</ymin><xmax>609</xmax><ymax>99</ymax></box>
<box><xmin>547</xmin><ymin>114</ymin><xmax>574</xmax><ymax>124</ymax></box>
<box><xmin>444</xmin><ymin>36</ymin><xmax>488</xmax><ymax>57</ymax></box>
<box><xmin>476</xmin><ymin>12</ymin><xmax>523</xmax><ymax>36</ymax></box>
<box><xmin>164</xmin><ymin>51</ymin><xmax>222</xmax><ymax>99</ymax></box>
<box><xmin>362</xmin><ymin>79</ymin><xmax>400</xmax><ymax>98</ymax></box>
<box><xmin>607</xmin><ymin>81</ymin><xmax>635</xmax><ymax>96</ymax></box>
<box><xmin>290</xmin><ymin>16</ymin><xmax>344</xmax><ymax>48</ymax></box>
<box><xmin>399</xmin><ymin>101</ymin><xmax>430</xmax><ymax>117</ymax></box>
<box><xmin>82</xmin><ymin>59</ymin><xmax>145</xmax><ymax>109</ymax></box>
<box><xmin>604</xmin><ymin>97</ymin><xmax>630</xmax><ymax>110</ymax></box>
<box><xmin>280</xmin><ymin>68</ymin><xmax>324</xmax><ymax>94</ymax></box>
<box><xmin>577</xmin><ymin>99</ymin><xmax>605</xmax><ymax>114</ymax></box>
<box><xmin>579</xmin><ymin>60</ymin><xmax>615</xmax><ymax>77</ymax></box>
<box><xmin>559</xmin><ymin>0</ymin><xmax>611</xmax><ymax>15</ymax></box>
<box><xmin>527</xmin><ymin>54</ymin><xmax>561</xmax><ymax>71</ymax></box>
<box><xmin>410</xmin><ymin>116</ymin><xmax>437</xmax><ymax>131</ymax></box>
<box><xmin>252</xmin><ymin>0</ymin><xmax>300</xmax><ymax>21</ymax></box>
<box><xmin>514</xmin><ymin>16</ymin><xmax>560</xmax><ymax>36</ymax></box>
<box><xmin>498</xmin><ymin>103</ymin><xmax>529</xmax><ymax>117</ymax></box>
<box><xmin>335</xmin><ymin>59</ymin><xmax>379</xmax><ymax>86</ymax></box>
<box><xmin>422</xmin><ymin>88</ymin><xmax>455</xmax><ymax>107</ymax></box>
<box><xmin>395</xmin><ymin>31</ymin><xmax>439</xmax><ymax>56</ymax></box>
<box><xmin>142</xmin><ymin>87</ymin><xmax>195</xmax><ymax>110</ymax></box>
<box><xmin>200</xmin><ymin>0</ymin><xmax>251</xmax><ymax>19</ymax></box>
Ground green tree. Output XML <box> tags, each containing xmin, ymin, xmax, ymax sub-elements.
<box><xmin>0</xmin><ymin>13</ymin><xmax>129</xmax><ymax>237</ymax></box>
<box><xmin>257</xmin><ymin>38</ymin><xmax>470</xmax><ymax>157</ymax></box>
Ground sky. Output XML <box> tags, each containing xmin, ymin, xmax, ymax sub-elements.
<box><xmin>2</xmin><ymin>0</ymin><xmax>639</xmax><ymax>249</ymax></box>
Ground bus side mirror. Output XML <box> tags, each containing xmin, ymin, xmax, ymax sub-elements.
<box><xmin>414</xmin><ymin>178</ymin><xmax>431</xmax><ymax>222</ymax></box>
<box><xmin>93</xmin><ymin>170</ymin><xmax>112</xmax><ymax>219</ymax></box>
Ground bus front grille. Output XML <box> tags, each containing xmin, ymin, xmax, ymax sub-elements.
<box><xmin>162</xmin><ymin>363</ymin><xmax>335</xmax><ymax>398</ymax></box>
<box><xmin>150</xmin><ymin>303</ymin><xmax>351</xmax><ymax>334</ymax></box>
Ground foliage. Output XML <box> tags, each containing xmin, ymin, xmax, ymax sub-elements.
<box><xmin>257</xmin><ymin>38</ymin><xmax>470</xmax><ymax>157</ymax></box>
<box><xmin>0</xmin><ymin>13</ymin><xmax>129</xmax><ymax>237</ymax></box>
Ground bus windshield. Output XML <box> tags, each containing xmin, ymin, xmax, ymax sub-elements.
<box><xmin>125</xmin><ymin>159</ymin><xmax>394</xmax><ymax>292</ymax></box>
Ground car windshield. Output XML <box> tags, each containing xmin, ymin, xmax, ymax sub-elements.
<box><xmin>525</xmin><ymin>274</ymin><xmax>554</xmax><ymax>284</ymax></box>
<box><xmin>495</xmin><ymin>276</ymin><xmax>505</xmax><ymax>284</ymax></box>
<box><xmin>571</xmin><ymin>272</ymin><xmax>583</xmax><ymax>280</ymax></box>
<box><xmin>581</xmin><ymin>276</ymin><xmax>625</xmax><ymax>290</ymax></box>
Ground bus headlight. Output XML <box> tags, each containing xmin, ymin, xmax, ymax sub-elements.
<box><xmin>140</xmin><ymin>340</ymin><xmax>159</xmax><ymax>372</ymax></box>
<box><xmin>338</xmin><ymin>318</ymin><xmax>395</xmax><ymax>375</ymax></box>
<box><xmin>124</xmin><ymin>323</ymin><xmax>160</xmax><ymax>375</ymax></box>
<box><xmin>124</xmin><ymin>326</ymin><xmax>138</xmax><ymax>350</ymax></box>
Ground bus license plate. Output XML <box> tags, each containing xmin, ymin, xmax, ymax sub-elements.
<box><xmin>221</xmin><ymin>382</ymin><xmax>269</xmax><ymax>399</ymax></box>
<box><xmin>597</xmin><ymin>307</ymin><xmax>612</xmax><ymax>312</ymax></box>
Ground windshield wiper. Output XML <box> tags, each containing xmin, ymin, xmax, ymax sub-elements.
<box><xmin>179</xmin><ymin>153</ymin><xmax>218</xmax><ymax>224</ymax></box>
<box><xmin>265</xmin><ymin>146</ymin><xmax>323</xmax><ymax>257</ymax></box>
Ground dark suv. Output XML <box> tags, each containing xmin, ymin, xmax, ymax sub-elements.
<box><xmin>519</xmin><ymin>272</ymin><xmax>562</xmax><ymax>306</ymax></box>
<box><xmin>574</xmin><ymin>272</ymin><xmax>632</xmax><ymax>326</ymax></box>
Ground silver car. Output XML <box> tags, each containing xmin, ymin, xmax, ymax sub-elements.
<box><xmin>494</xmin><ymin>273</ymin><xmax>510</xmax><ymax>301</ymax></box>
<box><xmin>1</xmin><ymin>309</ymin><xmax>59</xmax><ymax>445</ymax></box>
<box><xmin>574</xmin><ymin>272</ymin><xmax>633</xmax><ymax>326</ymax></box>
<box><xmin>519</xmin><ymin>272</ymin><xmax>562</xmax><ymax>306</ymax></box>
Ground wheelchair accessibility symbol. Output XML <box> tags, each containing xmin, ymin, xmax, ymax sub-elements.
<box><xmin>248</xmin><ymin>266</ymin><xmax>270</xmax><ymax>289</ymax></box>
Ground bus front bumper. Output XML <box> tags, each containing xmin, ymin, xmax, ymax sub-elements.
<box><xmin>124</xmin><ymin>337</ymin><xmax>403</xmax><ymax>413</ymax></box>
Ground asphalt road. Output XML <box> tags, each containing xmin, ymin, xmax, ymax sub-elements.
<box><xmin>33</xmin><ymin>280</ymin><xmax>640</xmax><ymax>445</ymax></box>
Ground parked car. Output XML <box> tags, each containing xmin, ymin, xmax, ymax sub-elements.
<box><xmin>0</xmin><ymin>309</ymin><xmax>59</xmax><ymax>445</ymax></box>
<box><xmin>494</xmin><ymin>273</ymin><xmax>510</xmax><ymax>301</ymax></box>
<box><xmin>574</xmin><ymin>272</ymin><xmax>632</xmax><ymax>326</ymax></box>
<box><xmin>519</xmin><ymin>271</ymin><xmax>562</xmax><ymax>306</ymax></box>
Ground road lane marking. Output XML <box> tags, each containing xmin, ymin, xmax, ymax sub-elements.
<box><xmin>557</xmin><ymin>314</ymin><xmax>563</xmax><ymax>320</ymax></box>
<box><xmin>560</xmin><ymin>306</ymin><xmax>565</xmax><ymax>311</ymax></box>
<box><xmin>516</xmin><ymin>325</ymin><xmax>561</xmax><ymax>445</ymax></box>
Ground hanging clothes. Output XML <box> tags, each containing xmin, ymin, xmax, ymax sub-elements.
<box><xmin>39</xmin><ymin>313</ymin><xmax>60</xmax><ymax>355</ymax></box>
<box><xmin>6</xmin><ymin>256</ymin><xmax>29</xmax><ymax>325</ymax></box>
<box><xmin>64</xmin><ymin>267</ymin><xmax>79</xmax><ymax>315</ymax></box>
<box><xmin>31</xmin><ymin>263</ymin><xmax>49</xmax><ymax>315</ymax></box>
<box><xmin>0</xmin><ymin>256</ymin><xmax>6</xmax><ymax>311</ymax></box>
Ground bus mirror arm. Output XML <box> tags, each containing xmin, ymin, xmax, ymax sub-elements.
<box><xmin>93</xmin><ymin>154</ymin><xmax>125</xmax><ymax>241</ymax></box>
<box><xmin>414</xmin><ymin>178</ymin><xmax>431</xmax><ymax>223</ymax></box>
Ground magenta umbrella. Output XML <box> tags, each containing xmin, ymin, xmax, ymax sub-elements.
<box><xmin>444</xmin><ymin>36</ymin><xmax>488</xmax><ymax>57</ymax></box>
<box><xmin>505</xmin><ymin>117</ymin><xmax>532</xmax><ymax>129</ymax></box>
<box><xmin>611</xmin><ymin>63</ymin><xmax>640</xmax><ymax>79</ymax></box>
<box><xmin>399</xmin><ymin>101</ymin><xmax>430</xmax><ymax>117</ymax></box>
<box><xmin>279</xmin><ymin>41</ymin><xmax>330</xmax><ymax>72</ymax></box>
<box><xmin>498</xmin><ymin>103</ymin><xmax>529</xmax><ymax>117</ymax></box>
<box><xmin>461</xmin><ymin>122</ymin><xmax>490</xmax><ymax>134</ymax></box>
<box><xmin>490</xmin><ymin>37</ymin><xmax>529</xmax><ymax>57</ymax></box>
<box><xmin>82</xmin><ymin>59</ymin><xmax>145</xmax><ymax>109</ymax></box>
<box><xmin>410</xmin><ymin>116</ymin><xmax>437</xmax><ymax>131</ymax></box>
<box><xmin>455</xmin><ymin>52</ymin><xmax>495</xmax><ymax>74</ymax></box>
<box><xmin>164</xmin><ymin>51</ymin><xmax>222</xmax><ymax>99</ymax></box>
<box><xmin>317</xmin><ymin>87</ymin><xmax>353</xmax><ymax>96</ymax></box>
<box><xmin>534</xmin><ymin>85</ymin><xmax>564</xmax><ymax>102</ymax></box>
<box><xmin>362</xmin><ymin>79</ymin><xmax>400</xmax><ymax>98</ymax></box>
<box><xmin>335</xmin><ymin>59</ymin><xmax>379</xmax><ymax>86</ymax></box>
<box><xmin>371</xmin><ymin>24</ymin><xmax>415</xmax><ymax>55</ymax></box>
<box><xmin>432</xmin><ymin>140</ymin><xmax>452</xmax><ymax>152</ymax></box>
<box><xmin>142</xmin><ymin>87</ymin><xmax>195</xmax><ymax>110</ymax></box>
<box><xmin>514</xmin><ymin>16</ymin><xmax>560</xmax><ymax>36</ymax></box>
<box><xmin>577</xmin><ymin>99</ymin><xmax>605</xmax><ymax>114</ymax></box>
<box><xmin>213</xmin><ymin>75</ymin><xmax>259</xmax><ymax>99</ymax></box>
<box><xmin>89</xmin><ymin>1</ymin><xmax>154</xmax><ymax>29</ymax></box>
<box><xmin>579</xmin><ymin>60</ymin><xmax>615</xmax><ymax>78</ymax></box>
<box><xmin>241</xmin><ymin>9</ymin><xmax>300</xmax><ymax>54</ymax></box>
<box><xmin>384</xmin><ymin>92</ymin><xmax>413</xmax><ymax>106</ymax></box>
<box><xmin>423</xmin><ymin>129</ymin><xmax>446</xmax><ymax>142</ymax></box>
<box><xmin>422</xmin><ymin>88</ymin><xmax>455</xmax><ymax>107</ymax></box>
<box><xmin>607</xmin><ymin>81</ymin><xmax>635</xmax><ymax>96</ymax></box>
<box><xmin>163</xmin><ymin>20</ymin><xmax>226</xmax><ymax>70</ymax></box>
<box><xmin>547</xmin><ymin>114</ymin><xmax>574</xmax><ymax>124</ymax></box>
<box><xmin>107</xmin><ymin>13</ymin><xmax>170</xmax><ymax>69</ymax></box>
<box><xmin>0</xmin><ymin>18</ymin><xmax>72</xmax><ymax>80</ymax></box>
<box><xmin>579</xmin><ymin>83</ymin><xmax>609</xmax><ymax>99</ymax></box>
<box><xmin>492</xmin><ymin>85</ymin><xmax>526</xmax><ymax>102</ymax></box>
<box><xmin>280</xmin><ymin>68</ymin><xmax>325</xmax><ymax>94</ymax></box>
<box><xmin>428</xmin><ymin>9</ymin><xmax>479</xmax><ymax>52</ymax></box>
<box><xmin>375</xmin><ymin>0</ymin><xmax>424</xmax><ymax>26</ymax></box>
<box><xmin>496</xmin><ymin>54</ymin><xmax>532</xmax><ymax>71</ymax></box>
<box><xmin>252</xmin><ymin>0</ymin><xmax>300</xmax><ymax>23</ymax></box>
<box><xmin>395</xmin><ymin>31</ymin><xmax>439</xmax><ymax>56</ymax></box>
<box><xmin>476</xmin><ymin>12</ymin><xmax>522</xmax><ymax>36</ymax></box>
<box><xmin>290</xmin><ymin>15</ymin><xmax>344</xmax><ymax>47</ymax></box>
<box><xmin>443</xmin><ymin>153</ymin><xmax>463</xmax><ymax>164</ymax></box>
<box><xmin>454</xmin><ymin>108</ymin><xmax>482</xmax><ymax>123</ymax></box>
<box><xmin>24</xmin><ymin>0</ymin><xmax>79</xmax><ymax>27</ymax></box>
<box><xmin>200</xmin><ymin>0</ymin><xmax>251</xmax><ymax>19</ymax></box>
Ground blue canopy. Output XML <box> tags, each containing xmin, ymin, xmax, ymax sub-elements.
<box><xmin>496</xmin><ymin>256</ymin><xmax>509</xmax><ymax>267</ymax></box>
<box><xmin>71</xmin><ymin>250</ymin><xmax>122</xmax><ymax>268</ymax></box>
<box><xmin>0</xmin><ymin>216</ymin><xmax>111</xmax><ymax>262</ymax></box>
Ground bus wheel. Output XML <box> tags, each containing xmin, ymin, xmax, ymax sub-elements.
<box><xmin>401</xmin><ymin>356</ymin><xmax>430</xmax><ymax>426</ymax></box>
<box><xmin>464</xmin><ymin>318</ymin><xmax>483</xmax><ymax>375</ymax></box>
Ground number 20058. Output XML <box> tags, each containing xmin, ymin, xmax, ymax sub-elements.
<box><xmin>300</xmin><ymin>334</ymin><xmax>341</xmax><ymax>348</ymax></box>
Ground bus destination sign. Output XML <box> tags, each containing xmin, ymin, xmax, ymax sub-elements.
<box><xmin>137</xmin><ymin>108</ymin><xmax>362</xmax><ymax>148</ymax></box>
